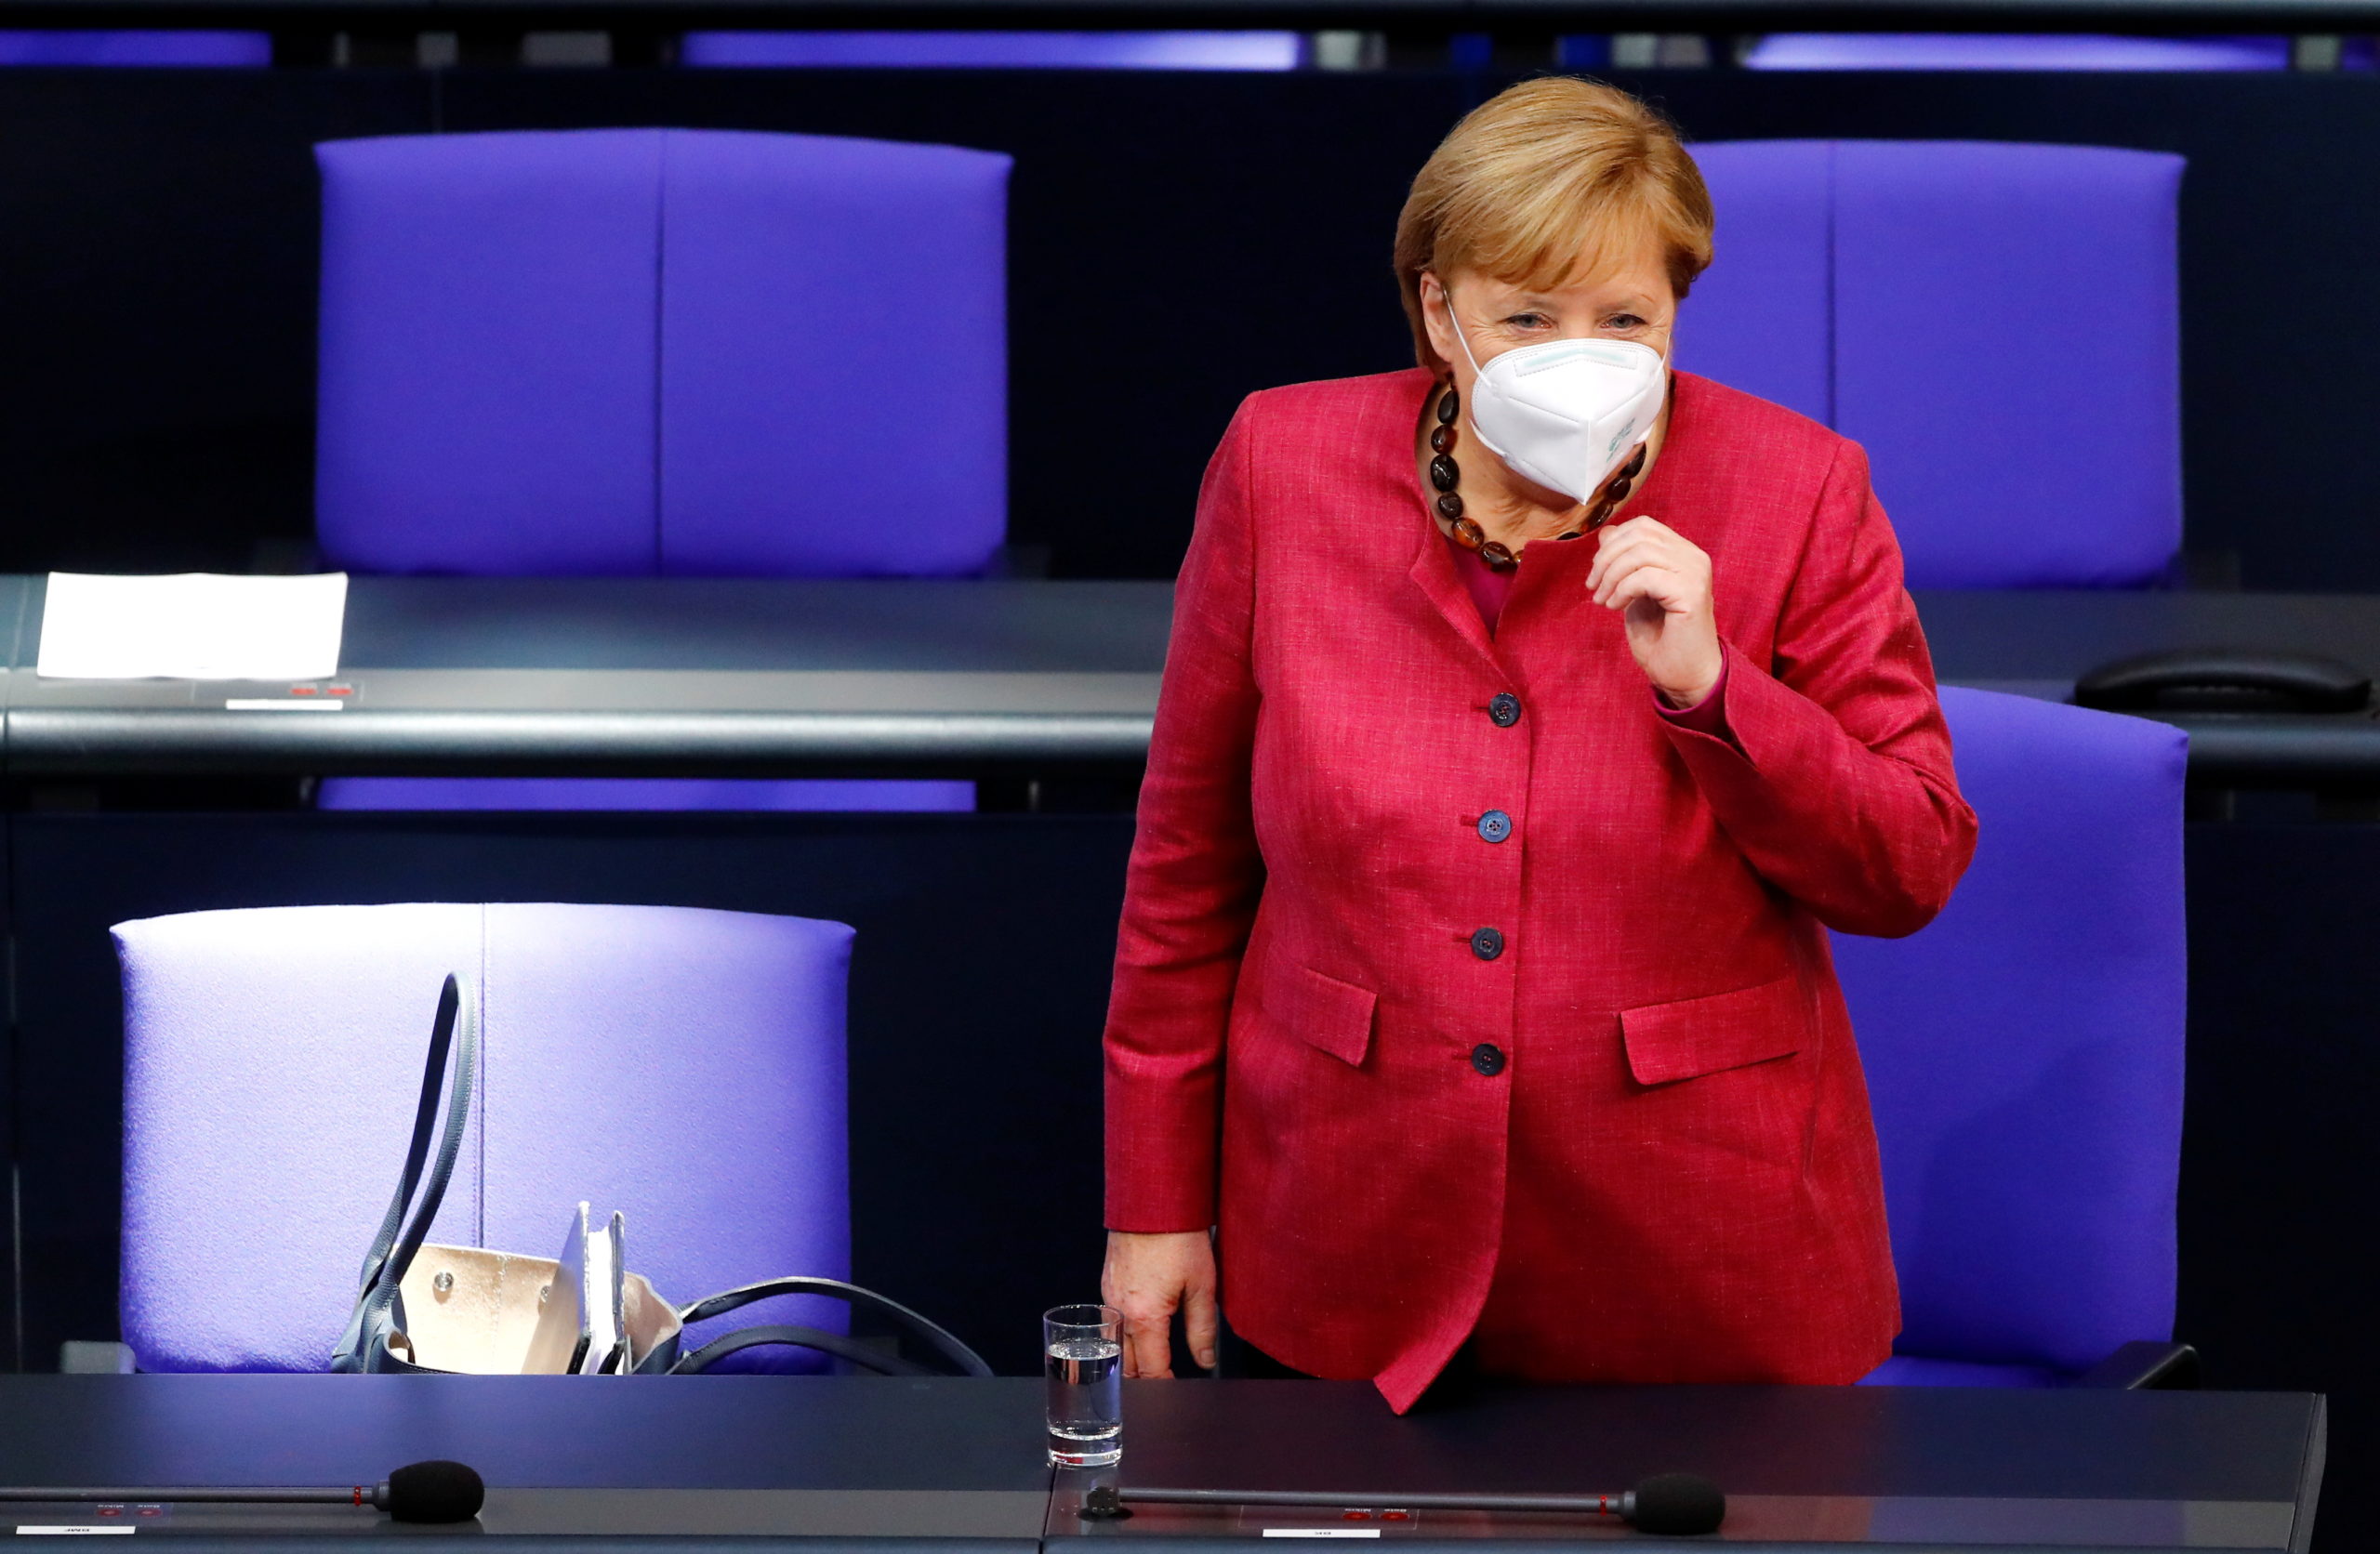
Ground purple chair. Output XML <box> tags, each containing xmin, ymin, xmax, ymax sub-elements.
<box><xmin>313</xmin><ymin>127</ymin><xmax>1003</xmax><ymax>813</ymax></box>
<box><xmin>681</xmin><ymin>31</ymin><xmax>1303</xmax><ymax>68</ymax></box>
<box><xmin>1685</xmin><ymin>141</ymin><xmax>2183</xmax><ymax>587</ymax></box>
<box><xmin>0</xmin><ymin>31</ymin><xmax>271</xmax><ymax>65</ymax></box>
<box><xmin>315</xmin><ymin>128</ymin><xmax>1009</xmax><ymax>578</ymax></box>
<box><xmin>1836</xmin><ymin>688</ymin><xmax>2188</xmax><ymax>1388</ymax></box>
<box><xmin>115</xmin><ymin>902</ymin><xmax>853</xmax><ymax>1373</ymax></box>
<box><xmin>1739</xmin><ymin>34</ymin><xmax>2292</xmax><ymax>71</ymax></box>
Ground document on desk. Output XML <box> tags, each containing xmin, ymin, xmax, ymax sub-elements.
<box><xmin>35</xmin><ymin>573</ymin><xmax>348</xmax><ymax>680</ymax></box>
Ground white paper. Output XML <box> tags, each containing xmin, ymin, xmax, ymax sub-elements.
<box><xmin>36</xmin><ymin>573</ymin><xmax>347</xmax><ymax>681</ymax></box>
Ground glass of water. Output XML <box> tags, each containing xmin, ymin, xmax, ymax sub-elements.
<box><xmin>1043</xmin><ymin>1303</ymin><xmax>1124</xmax><ymax>1467</ymax></box>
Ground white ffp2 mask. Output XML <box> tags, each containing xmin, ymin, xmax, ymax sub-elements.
<box><xmin>1448</xmin><ymin>302</ymin><xmax>1667</xmax><ymax>506</ymax></box>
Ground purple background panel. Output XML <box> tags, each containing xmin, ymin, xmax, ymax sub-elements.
<box><xmin>1677</xmin><ymin>140</ymin><xmax>1834</xmax><ymax>426</ymax></box>
<box><xmin>316</xmin><ymin>777</ymin><xmax>976</xmax><ymax>812</ymax></box>
<box><xmin>314</xmin><ymin>132</ymin><xmax>664</xmax><ymax>577</ymax></box>
<box><xmin>116</xmin><ymin>904</ymin><xmax>486</xmax><ymax>1372</ymax></box>
<box><xmin>1834</xmin><ymin>141</ymin><xmax>2183</xmax><ymax>587</ymax></box>
<box><xmin>0</xmin><ymin>32</ymin><xmax>271</xmax><ymax>65</ymax></box>
<box><xmin>114</xmin><ymin>902</ymin><xmax>854</xmax><ymax>1374</ymax></box>
<box><xmin>679</xmin><ymin>31</ymin><xmax>1303</xmax><ymax>69</ymax></box>
<box><xmin>1837</xmin><ymin>688</ymin><xmax>2187</xmax><ymax>1381</ymax></box>
<box><xmin>1741</xmin><ymin>33</ymin><xmax>2293</xmax><ymax>71</ymax></box>
<box><xmin>657</xmin><ymin>130</ymin><xmax>1011</xmax><ymax>577</ymax></box>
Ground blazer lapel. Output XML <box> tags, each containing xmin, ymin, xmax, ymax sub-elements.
<box><xmin>1408</xmin><ymin>519</ymin><xmax>1501</xmax><ymax>671</ymax></box>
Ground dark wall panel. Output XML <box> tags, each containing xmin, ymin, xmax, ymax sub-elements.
<box><xmin>2180</xmin><ymin>820</ymin><xmax>2380</xmax><ymax>1554</ymax></box>
<box><xmin>0</xmin><ymin>71</ymin><xmax>429</xmax><ymax>572</ymax></box>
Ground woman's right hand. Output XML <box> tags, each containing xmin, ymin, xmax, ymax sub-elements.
<box><xmin>1101</xmin><ymin>1229</ymin><xmax>1219</xmax><ymax>1377</ymax></box>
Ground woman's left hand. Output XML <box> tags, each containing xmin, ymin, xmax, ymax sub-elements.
<box><xmin>1586</xmin><ymin>516</ymin><xmax>1724</xmax><ymax>709</ymax></box>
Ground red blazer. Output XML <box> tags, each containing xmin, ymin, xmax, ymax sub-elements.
<box><xmin>1104</xmin><ymin>367</ymin><xmax>1977</xmax><ymax>1410</ymax></box>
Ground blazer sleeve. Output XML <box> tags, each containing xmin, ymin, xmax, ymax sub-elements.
<box><xmin>1103</xmin><ymin>400</ymin><xmax>1265</xmax><ymax>1232</ymax></box>
<box><xmin>1659</xmin><ymin>437</ymin><xmax>1978</xmax><ymax>938</ymax></box>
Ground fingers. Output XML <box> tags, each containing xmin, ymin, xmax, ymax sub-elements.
<box><xmin>1122</xmin><ymin>1308</ymin><xmax>1176</xmax><ymax>1379</ymax></box>
<box><xmin>1103</xmin><ymin>1231</ymin><xmax>1197</xmax><ymax>1379</ymax></box>
<box><xmin>1182</xmin><ymin>1270</ymin><xmax>1221</xmax><ymax>1373</ymax></box>
<box><xmin>1603</xmin><ymin>563</ymin><xmax>1692</xmax><ymax>617</ymax></box>
<box><xmin>1587</xmin><ymin>523</ymin><xmax>1703</xmax><ymax>603</ymax></box>
<box><xmin>1596</xmin><ymin>547</ymin><xmax>1707</xmax><ymax>614</ymax></box>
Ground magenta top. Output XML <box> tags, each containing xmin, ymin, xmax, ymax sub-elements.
<box><xmin>1442</xmin><ymin>529</ymin><xmax>1731</xmax><ymax>733</ymax></box>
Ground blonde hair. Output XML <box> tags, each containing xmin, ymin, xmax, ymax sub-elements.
<box><xmin>1394</xmin><ymin>77</ymin><xmax>1714</xmax><ymax>373</ymax></box>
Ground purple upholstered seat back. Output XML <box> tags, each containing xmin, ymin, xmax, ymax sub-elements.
<box><xmin>1831</xmin><ymin>688</ymin><xmax>2186</xmax><ymax>1376</ymax></box>
<box><xmin>1686</xmin><ymin>141</ymin><xmax>2183</xmax><ymax>587</ymax></box>
<box><xmin>0</xmin><ymin>31</ymin><xmax>271</xmax><ymax>65</ymax></box>
<box><xmin>115</xmin><ymin>902</ymin><xmax>853</xmax><ymax>1372</ymax></box>
<box><xmin>316</xmin><ymin>129</ymin><xmax>1009</xmax><ymax>578</ymax></box>
<box><xmin>680</xmin><ymin>31</ymin><xmax>1304</xmax><ymax>67</ymax></box>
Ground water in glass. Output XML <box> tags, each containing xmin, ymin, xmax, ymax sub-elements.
<box><xmin>1044</xmin><ymin>1336</ymin><xmax>1122</xmax><ymax>1467</ymax></box>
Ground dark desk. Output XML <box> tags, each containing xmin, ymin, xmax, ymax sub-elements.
<box><xmin>0</xmin><ymin>1374</ymin><xmax>1051</xmax><ymax>1544</ymax></box>
<box><xmin>0</xmin><ymin>1376</ymin><xmax>2324</xmax><ymax>1551</ymax></box>
<box><xmin>1061</xmin><ymin>1381</ymin><xmax>2326</xmax><ymax>1550</ymax></box>
<box><xmin>5</xmin><ymin>577</ymin><xmax>2380</xmax><ymax>787</ymax></box>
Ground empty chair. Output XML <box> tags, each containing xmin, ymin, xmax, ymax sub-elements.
<box><xmin>1685</xmin><ymin>141</ymin><xmax>2183</xmax><ymax>587</ymax></box>
<box><xmin>0</xmin><ymin>31</ymin><xmax>271</xmax><ymax>65</ymax></box>
<box><xmin>316</xmin><ymin>128</ymin><xmax>1008</xmax><ymax>579</ymax></box>
<box><xmin>1834</xmin><ymin>688</ymin><xmax>2187</xmax><ymax>1386</ymax></box>
<box><xmin>1739</xmin><ymin>34</ymin><xmax>2291</xmax><ymax>71</ymax></box>
<box><xmin>116</xmin><ymin>902</ymin><xmax>853</xmax><ymax>1372</ymax></box>
<box><xmin>681</xmin><ymin>31</ymin><xmax>1303</xmax><ymax>68</ymax></box>
<box><xmin>313</xmin><ymin>127</ymin><xmax>1004</xmax><ymax>811</ymax></box>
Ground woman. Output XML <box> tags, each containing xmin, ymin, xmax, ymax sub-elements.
<box><xmin>1100</xmin><ymin>77</ymin><xmax>1977</xmax><ymax>1411</ymax></box>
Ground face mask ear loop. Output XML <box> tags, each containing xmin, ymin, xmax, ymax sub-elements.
<box><xmin>1440</xmin><ymin>283</ymin><xmax>1488</xmax><ymax>379</ymax></box>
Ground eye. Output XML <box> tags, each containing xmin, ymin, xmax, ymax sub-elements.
<box><xmin>1601</xmin><ymin>311</ymin><xmax>1650</xmax><ymax>334</ymax></box>
<box><xmin>1502</xmin><ymin>311</ymin><xmax>1554</xmax><ymax>331</ymax></box>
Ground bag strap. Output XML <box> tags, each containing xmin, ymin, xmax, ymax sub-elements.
<box><xmin>671</xmin><ymin>1276</ymin><xmax>991</xmax><ymax>1377</ymax></box>
<box><xmin>671</xmin><ymin>1324</ymin><xmax>935</xmax><ymax>1377</ymax></box>
<box><xmin>332</xmin><ymin>974</ymin><xmax>478</xmax><ymax>1373</ymax></box>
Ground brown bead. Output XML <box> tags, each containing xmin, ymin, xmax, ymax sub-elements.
<box><xmin>1437</xmin><ymin>492</ymin><xmax>1466</xmax><ymax>521</ymax></box>
<box><xmin>1429</xmin><ymin>423</ymin><xmax>1456</xmax><ymax>454</ymax></box>
<box><xmin>1601</xmin><ymin>476</ymin><xmax>1633</xmax><ymax>505</ymax></box>
<box><xmin>1589</xmin><ymin>510</ymin><xmax>1612</xmax><ymax>531</ymax></box>
<box><xmin>1622</xmin><ymin>444</ymin><xmax>1647</xmax><ymax>479</ymax></box>
<box><xmin>1555</xmin><ymin>531</ymin><xmax>1582</xmax><ymax>542</ymax></box>
<box><xmin>1436</xmin><ymin>388</ymin><xmax>1460</xmax><ymax>425</ymax></box>
<box><xmin>1429</xmin><ymin>454</ymin><xmax>1460</xmax><ymax>493</ymax></box>
<box><xmin>1479</xmin><ymin>542</ymin><xmax>1516</xmax><ymax>571</ymax></box>
<box><xmin>1452</xmin><ymin>517</ymin><xmax>1488</xmax><ymax>548</ymax></box>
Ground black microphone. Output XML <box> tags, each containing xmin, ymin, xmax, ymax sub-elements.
<box><xmin>1082</xmin><ymin>1473</ymin><xmax>1726</xmax><ymax>1536</ymax></box>
<box><xmin>0</xmin><ymin>1460</ymin><xmax>485</xmax><ymax>1525</ymax></box>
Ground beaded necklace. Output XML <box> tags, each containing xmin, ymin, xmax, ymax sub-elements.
<box><xmin>1427</xmin><ymin>381</ymin><xmax>1648</xmax><ymax>573</ymax></box>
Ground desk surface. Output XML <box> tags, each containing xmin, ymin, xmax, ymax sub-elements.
<box><xmin>5</xmin><ymin>577</ymin><xmax>2379</xmax><ymax>784</ymax></box>
<box><xmin>0</xmin><ymin>1376</ymin><xmax>2325</xmax><ymax>1551</ymax></box>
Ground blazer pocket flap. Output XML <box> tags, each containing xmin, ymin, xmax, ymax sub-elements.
<box><xmin>1620</xmin><ymin>975</ymin><xmax>1808</xmax><ymax>1086</ymax></box>
<box><xmin>1266</xmin><ymin>964</ymin><xmax>1377</xmax><ymax>1067</ymax></box>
